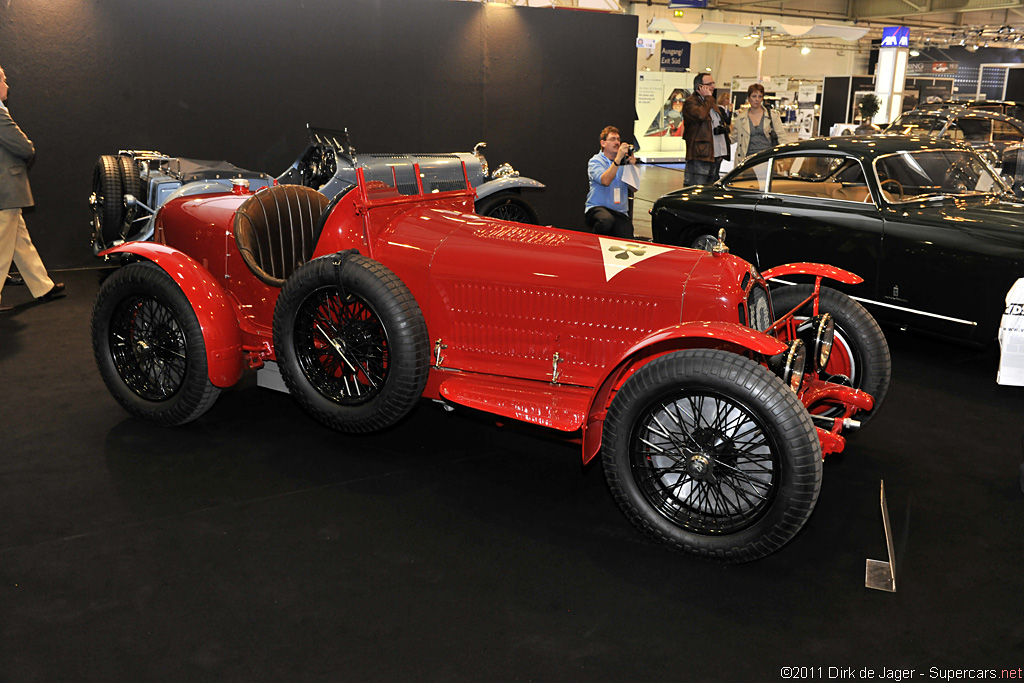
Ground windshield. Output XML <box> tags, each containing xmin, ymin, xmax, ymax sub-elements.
<box><xmin>873</xmin><ymin>149</ymin><xmax>1009</xmax><ymax>201</ymax></box>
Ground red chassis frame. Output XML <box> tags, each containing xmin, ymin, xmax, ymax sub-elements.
<box><xmin>101</xmin><ymin>166</ymin><xmax>874</xmax><ymax>462</ymax></box>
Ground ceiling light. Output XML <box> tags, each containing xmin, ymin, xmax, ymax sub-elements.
<box><xmin>801</xmin><ymin>46</ymin><xmax>810</xmax><ymax>54</ymax></box>
<box><xmin>909</xmin><ymin>49</ymin><xmax>920</xmax><ymax>57</ymax></box>
<box><xmin>757</xmin><ymin>43</ymin><xmax>766</xmax><ymax>51</ymax></box>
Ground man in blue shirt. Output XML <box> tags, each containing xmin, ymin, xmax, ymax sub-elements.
<box><xmin>584</xmin><ymin>126</ymin><xmax>635</xmax><ymax>239</ymax></box>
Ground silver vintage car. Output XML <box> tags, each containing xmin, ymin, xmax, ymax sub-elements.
<box><xmin>90</xmin><ymin>126</ymin><xmax>545</xmax><ymax>253</ymax></box>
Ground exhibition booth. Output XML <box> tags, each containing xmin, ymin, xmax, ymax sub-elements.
<box><xmin>3</xmin><ymin>1</ymin><xmax>1024</xmax><ymax>680</ymax></box>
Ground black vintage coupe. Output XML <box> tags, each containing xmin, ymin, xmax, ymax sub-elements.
<box><xmin>651</xmin><ymin>135</ymin><xmax>1023</xmax><ymax>344</ymax></box>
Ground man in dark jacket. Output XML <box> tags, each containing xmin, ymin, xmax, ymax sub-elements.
<box><xmin>682</xmin><ymin>72</ymin><xmax>731</xmax><ymax>186</ymax></box>
<box><xmin>0</xmin><ymin>64</ymin><xmax>64</xmax><ymax>313</ymax></box>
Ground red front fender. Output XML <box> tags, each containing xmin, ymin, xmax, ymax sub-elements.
<box><xmin>100</xmin><ymin>243</ymin><xmax>244</xmax><ymax>388</ymax></box>
<box><xmin>760</xmin><ymin>262</ymin><xmax>863</xmax><ymax>285</ymax></box>
<box><xmin>580</xmin><ymin>322</ymin><xmax>787</xmax><ymax>464</ymax></box>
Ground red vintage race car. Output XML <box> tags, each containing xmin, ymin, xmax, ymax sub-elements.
<box><xmin>92</xmin><ymin>159</ymin><xmax>890</xmax><ymax>562</ymax></box>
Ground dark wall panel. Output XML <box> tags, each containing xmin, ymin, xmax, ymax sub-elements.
<box><xmin>0</xmin><ymin>0</ymin><xmax>638</xmax><ymax>269</ymax></box>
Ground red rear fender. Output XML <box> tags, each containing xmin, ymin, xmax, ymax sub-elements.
<box><xmin>100</xmin><ymin>243</ymin><xmax>244</xmax><ymax>388</ymax></box>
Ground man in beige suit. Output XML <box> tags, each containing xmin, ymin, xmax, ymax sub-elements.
<box><xmin>0</xmin><ymin>64</ymin><xmax>64</xmax><ymax>313</ymax></box>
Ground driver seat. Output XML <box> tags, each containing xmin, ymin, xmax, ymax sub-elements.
<box><xmin>234</xmin><ymin>185</ymin><xmax>330</xmax><ymax>287</ymax></box>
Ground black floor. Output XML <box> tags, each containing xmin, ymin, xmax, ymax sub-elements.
<box><xmin>2</xmin><ymin>268</ymin><xmax>1023</xmax><ymax>682</ymax></box>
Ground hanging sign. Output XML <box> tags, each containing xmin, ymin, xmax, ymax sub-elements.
<box><xmin>881</xmin><ymin>27</ymin><xmax>910</xmax><ymax>48</ymax></box>
<box><xmin>660</xmin><ymin>40</ymin><xmax>691</xmax><ymax>72</ymax></box>
<box><xmin>906</xmin><ymin>61</ymin><xmax>958</xmax><ymax>75</ymax></box>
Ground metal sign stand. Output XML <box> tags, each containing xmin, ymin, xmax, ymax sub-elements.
<box><xmin>865</xmin><ymin>480</ymin><xmax>897</xmax><ymax>592</ymax></box>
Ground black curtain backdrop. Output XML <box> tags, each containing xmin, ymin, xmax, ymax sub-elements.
<box><xmin>0</xmin><ymin>0</ymin><xmax>638</xmax><ymax>269</ymax></box>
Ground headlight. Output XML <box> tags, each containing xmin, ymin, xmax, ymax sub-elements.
<box><xmin>768</xmin><ymin>340</ymin><xmax>807</xmax><ymax>394</ymax></box>
<box><xmin>491</xmin><ymin>162</ymin><xmax>519</xmax><ymax>180</ymax></box>
<box><xmin>796</xmin><ymin>313</ymin><xmax>835</xmax><ymax>371</ymax></box>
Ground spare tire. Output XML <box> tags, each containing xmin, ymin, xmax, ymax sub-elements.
<box><xmin>118</xmin><ymin>155</ymin><xmax>142</xmax><ymax>203</ymax></box>
<box><xmin>91</xmin><ymin>155</ymin><xmax>126</xmax><ymax>248</ymax></box>
<box><xmin>272</xmin><ymin>253</ymin><xmax>430</xmax><ymax>433</ymax></box>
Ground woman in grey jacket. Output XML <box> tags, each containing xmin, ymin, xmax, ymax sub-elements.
<box><xmin>733</xmin><ymin>83</ymin><xmax>790</xmax><ymax>163</ymax></box>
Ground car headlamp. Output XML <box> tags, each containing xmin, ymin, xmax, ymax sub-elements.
<box><xmin>796</xmin><ymin>313</ymin><xmax>835</xmax><ymax>372</ymax></box>
<box><xmin>768</xmin><ymin>339</ymin><xmax>807</xmax><ymax>394</ymax></box>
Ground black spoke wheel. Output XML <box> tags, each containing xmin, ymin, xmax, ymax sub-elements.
<box><xmin>603</xmin><ymin>349</ymin><xmax>822</xmax><ymax>562</ymax></box>
<box><xmin>294</xmin><ymin>287</ymin><xmax>389</xmax><ymax>405</ymax></box>
<box><xmin>273</xmin><ymin>254</ymin><xmax>429</xmax><ymax>433</ymax></box>
<box><xmin>475</xmin><ymin>192</ymin><xmax>540</xmax><ymax>224</ymax></box>
<box><xmin>110</xmin><ymin>296</ymin><xmax>187</xmax><ymax>400</ymax></box>
<box><xmin>92</xmin><ymin>262</ymin><xmax>220</xmax><ymax>425</ymax></box>
<box><xmin>92</xmin><ymin>154</ymin><xmax>126</xmax><ymax>248</ymax></box>
<box><xmin>771</xmin><ymin>284</ymin><xmax>890</xmax><ymax>425</ymax></box>
<box><xmin>632</xmin><ymin>389</ymin><xmax>780</xmax><ymax>534</ymax></box>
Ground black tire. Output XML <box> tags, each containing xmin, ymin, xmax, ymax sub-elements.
<box><xmin>602</xmin><ymin>349</ymin><xmax>822</xmax><ymax>562</ymax></box>
<box><xmin>475</xmin><ymin>192</ymin><xmax>540</xmax><ymax>224</ymax></box>
<box><xmin>118</xmin><ymin>155</ymin><xmax>142</xmax><ymax>202</ymax></box>
<box><xmin>92</xmin><ymin>262</ymin><xmax>221</xmax><ymax>425</ymax></box>
<box><xmin>272</xmin><ymin>254</ymin><xmax>430</xmax><ymax>433</ymax></box>
<box><xmin>92</xmin><ymin>154</ymin><xmax>126</xmax><ymax>247</ymax></box>
<box><xmin>771</xmin><ymin>284</ymin><xmax>891</xmax><ymax>424</ymax></box>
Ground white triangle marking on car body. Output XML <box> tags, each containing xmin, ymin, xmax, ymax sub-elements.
<box><xmin>598</xmin><ymin>237</ymin><xmax>674</xmax><ymax>282</ymax></box>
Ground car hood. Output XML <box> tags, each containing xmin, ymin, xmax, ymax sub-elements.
<box><xmin>375</xmin><ymin>208</ymin><xmax>758</xmax><ymax>386</ymax></box>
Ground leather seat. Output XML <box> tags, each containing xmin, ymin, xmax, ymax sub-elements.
<box><xmin>234</xmin><ymin>185</ymin><xmax>330</xmax><ymax>286</ymax></box>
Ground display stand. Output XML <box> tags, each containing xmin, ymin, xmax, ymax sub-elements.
<box><xmin>865</xmin><ymin>480</ymin><xmax>898</xmax><ymax>592</ymax></box>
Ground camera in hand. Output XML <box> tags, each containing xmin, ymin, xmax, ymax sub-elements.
<box><xmin>712</xmin><ymin>125</ymin><xmax>729</xmax><ymax>135</ymax></box>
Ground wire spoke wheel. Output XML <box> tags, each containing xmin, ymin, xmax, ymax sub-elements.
<box><xmin>294</xmin><ymin>286</ymin><xmax>389</xmax><ymax>405</ymax></box>
<box><xmin>109</xmin><ymin>295</ymin><xmax>188</xmax><ymax>400</ymax></box>
<box><xmin>92</xmin><ymin>262</ymin><xmax>221</xmax><ymax>426</ymax></box>
<box><xmin>632</xmin><ymin>389</ymin><xmax>779</xmax><ymax>535</ymax></box>
<box><xmin>602</xmin><ymin>349</ymin><xmax>821</xmax><ymax>561</ymax></box>
<box><xmin>489</xmin><ymin>202</ymin><xmax>531</xmax><ymax>222</ymax></box>
<box><xmin>475</xmin><ymin>193</ymin><xmax>540</xmax><ymax>225</ymax></box>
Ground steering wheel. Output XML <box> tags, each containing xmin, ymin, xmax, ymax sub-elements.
<box><xmin>879</xmin><ymin>178</ymin><xmax>904</xmax><ymax>200</ymax></box>
<box><xmin>297</xmin><ymin>143</ymin><xmax>337</xmax><ymax>189</ymax></box>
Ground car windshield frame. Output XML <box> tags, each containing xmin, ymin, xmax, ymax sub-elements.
<box><xmin>871</xmin><ymin>148</ymin><xmax>1010</xmax><ymax>203</ymax></box>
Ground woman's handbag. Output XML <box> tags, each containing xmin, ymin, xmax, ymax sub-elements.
<box><xmin>768</xmin><ymin>112</ymin><xmax>780</xmax><ymax>147</ymax></box>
